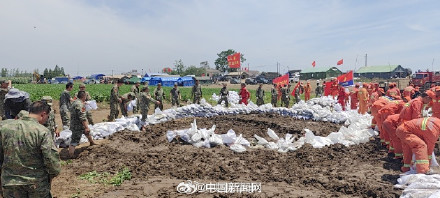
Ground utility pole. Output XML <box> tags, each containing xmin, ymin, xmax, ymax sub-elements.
<box><xmin>365</xmin><ymin>53</ymin><xmax>368</xmax><ymax>67</ymax></box>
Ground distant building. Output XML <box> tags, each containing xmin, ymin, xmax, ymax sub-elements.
<box><xmin>354</xmin><ymin>65</ymin><xmax>409</xmax><ymax>79</ymax></box>
<box><xmin>300</xmin><ymin>67</ymin><xmax>342</xmax><ymax>80</ymax></box>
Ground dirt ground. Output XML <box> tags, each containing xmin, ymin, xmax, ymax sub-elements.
<box><xmin>51</xmin><ymin>113</ymin><xmax>408</xmax><ymax>198</ymax></box>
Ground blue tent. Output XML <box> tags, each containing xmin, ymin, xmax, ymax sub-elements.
<box><xmin>141</xmin><ymin>77</ymin><xmax>151</xmax><ymax>84</ymax></box>
<box><xmin>161</xmin><ymin>77</ymin><xmax>180</xmax><ymax>87</ymax></box>
<box><xmin>90</xmin><ymin>74</ymin><xmax>105</xmax><ymax>80</ymax></box>
<box><xmin>143</xmin><ymin>72</ymin><xmax>168</xmax><ymax>77</ymax></box>
<box><xmin>149</xmin><ymin>77</ymin><xmax>162</xmax><ymax>86</ymax></box>
<box><xmin>178</xmin><ymin>76</ymin><xmax>195</xmax><ymax>86</ymax></box>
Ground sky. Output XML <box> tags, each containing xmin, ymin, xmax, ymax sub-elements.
<box><xmin>1</xmin><ymin>0</ymin><xmax>440</xmax><ymax>76</ymax></box>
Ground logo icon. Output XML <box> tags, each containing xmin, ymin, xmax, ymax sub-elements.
<box><xmin>176</xmin><ymin>180</ymin><xmax>197</xmax><ymax>194</ymax></box>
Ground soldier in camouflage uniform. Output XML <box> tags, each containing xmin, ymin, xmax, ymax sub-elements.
<box><xmin>217</xmin><ymin>83</ymin><xmax>229</xmax><ymax>107</ymax></box>
<box><xmin>41</xmin><ymin>96</ymin><xmax>58</xmax><ymax>138</ymax></box>
<box><xmin>154</xmin><ymin>83</ymin><xmax>165</xmax><ymax>110</ymax></box>
<box><xmin>140</xmin><ymin>87</ymin><xmax>160</xmax><ymax>127</ymax></box>
<box><xmin>315</xmin><ymin>82</ymin><xmax>323</xmax><ymax>97</ymax></box>
<box><xmin>0</xmin><ymin>101</ymin><xmax>60</xmax><ymax>197</ymax></box>
<box><xmin>284</xmin><ymin>84</ymin><xmax>291</xmax><ymax>108</ymax></box>
<box><xmin>15</xmin><ymin>110</ymin><xmax>29</xmax><ymax>119</ymax></box>
<box><xmin>120</xmin><ymin>92</ymin><xmax>135</xmax><ymax>117</ymax></box>
<box><xmin>108</xmin><ymin>79</ymin><xmax>123</xmax><ymax>121</ymax></box>
<box><xmin>192</xmin><ymin>80</ymin><xmax>202</xmax><ymax>104</ymax></box>
<box><xmin>130</xmin><ymin>82</ymin><xmax>140</xmax><ymax>113</ymax></box>
<box><xmin>0</xmin><ymin>80</ymin><xmax>10</xmax><ymax>120</ymax></box>
<box><xmin>59</xmin><ymin>82</ymin><xmax>73</xmax><ymax>129</ymax></box>
<box><xmin>281</xmin><ymin>84</ymin><xmax>288</xmax><ymax>107</ymax></box>
<box><xmin>256</xmin><ymin>83</ymin><xmax>265</xmax><ymax>106</ymax></box>
<box><xmin>294</xmin><ymin>83</ymin><xmax>304</xmax><ymax>104</ymax></box>
<box><xmin>75</xmin><ymin>84</ymin><xmax>94</xmax><ymax>125</ymax></box>
<box><xmin>170</xmin><ymin>83</ymin><xmax>181</xmax><ymax>107</ymax></box>
<box><xmin>69</xmin><ymin>91</ymin><xmax>96</xmax><ymax>158</ymax></box>
<box><xmin>271</xmin><ymin>84</ymin><xmax>278</xmax><ymax>107</ymax></box>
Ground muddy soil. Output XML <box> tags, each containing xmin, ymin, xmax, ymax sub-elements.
<box><xmin>52</xmin><ymin>114</ymin><xmax>403</xmax><ymax>198</ymax></box>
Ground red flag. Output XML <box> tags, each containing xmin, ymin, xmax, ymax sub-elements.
<box><xmin>337</xmin><ymin>59</ymin><xmax>343</xmax><ymax>65</ymax></box>
<box><xmin>227</xmin><ymin>53</ymin><xmax>241</xmax><ymax>68</ymax></box>
<box><xmin>324</xmin><ymin>81</ymin><xmax>333</xmax><ymax>96</ymax></box>
<box><xmin>272</xmin><ymin>74</ymin><xmax>289</xmax><ymax>87</ymax></box>
<box><xmin>291</xmin><ymin>81</ymin><xmax>301</xmax><ymax>96</ymax></box>
<box><xmin>336</xmin><ymin>70</ymin><xmax>354</xmax><ymax>86</ymax></box>
<box><xmin>312</xmin><ymin>61</ymin><xmax>316</xmax><ymax>67</ymax></box>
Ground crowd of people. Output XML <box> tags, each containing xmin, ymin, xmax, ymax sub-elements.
<box><xmin>0</xmin><ymin>77</ymin><xmax>439</xmax><ymax>197</ymax></box>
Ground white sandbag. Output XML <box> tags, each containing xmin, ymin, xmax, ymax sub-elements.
<box><xmin>166</xmin><ymin>130</ymin><xmax>177</xmax><ymax>142</ymax></box>
<box><xmin>222</xmin><ymin>129</ymin><xmax>237</xmax><ymax>145</ymax></box>
<box><xmin>85</xmin><ymin>100</ymin><xmax>98</xmax><ymax>111</ymax></box>
<box><xmin>209</xmin><ymin>134</ymin><xmax>223</xmax><ymax>146</ymax></box>
<box><xmin>254</xmin><ymin>134</ymin><xmax>269</xmax><ymax>145</ymax></box>
<box><xmin>267</xmin><ymin>128</ymin><xmax>279</xmax><ymax>141</ymax></box>
<box><xmin>230</xmin><ymin>144</ymin><xmax>246</xmax><ymax>152</ymax></box>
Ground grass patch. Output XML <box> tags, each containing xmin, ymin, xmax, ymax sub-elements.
<box><xmin>78</xmin><ymin>167</ymin><xmax>132</xmax><ymax>186</ymax></box>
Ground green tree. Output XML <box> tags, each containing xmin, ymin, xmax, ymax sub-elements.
<box><xmin>174</xmin><ymin>59</ymin><xmax>185</xmax><ymax>75</ymax></box>
<box><xmin>1</xmin><ymin>68</ymin><xmax>8</xmax><ymax>77</ymax></box>
<box><xmin>43</xmin><ymin>68</ymin><xmax>48</xmax><ymax>77</ymax></box>
<box><xmin>60</xmin><ymin>67</ymin><xmax>65</xmax><ymax>76</ymax></box>
<box><xmin>214</xmin><ymin>49</ymin><xmax>246</xmax><ymax>72</ymax></box>
<box><xmin>183</xmin><ymin>66</ymin><xmax>206</xmax><ymax>76</ymax></box>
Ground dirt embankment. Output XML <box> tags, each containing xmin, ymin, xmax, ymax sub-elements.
<box><xmin>52</xmin><ymin>114</ymin><xmax>403</xmax><ymax>198</ymax></box>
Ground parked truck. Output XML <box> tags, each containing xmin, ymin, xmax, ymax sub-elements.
<box><xmin>410</xmin><ymin>71</ymin><xmax>440</xmax><ymax>91</ymax></box>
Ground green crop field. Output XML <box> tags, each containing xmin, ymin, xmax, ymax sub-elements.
<box><xmin>13</xmin><ymin>83</ymin><xmax>308</xmax><ymax>105</ymax></box>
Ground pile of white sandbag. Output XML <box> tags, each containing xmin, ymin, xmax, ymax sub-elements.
<box><xmin>166</xmin><ymin>119</ymin><xmax>249</xmax><ymax>152</ymax></box>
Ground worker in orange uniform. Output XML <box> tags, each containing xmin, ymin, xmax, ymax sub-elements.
<box><xmin>330</xmin><ymin>79</ymin><xmax>339</xmax><ymax>99</ymax></box>
<box><xmin>377</xmin><ymin>100</ymin><xmax>406</xmax><ymax>151</ymax></box>
<box><xmin>337</xmin><ymin>84</ymin><xmax>348</xmax><ymax>111</ymax></box>
<box><xmin>431</xmin><ymin>86</ymin><xmax>440</xmax><ymax>118</ymax></box>
<box><xmin>239</xmin><ymin>83</ymin><xmax>251</xmax><ymax>105</ymax></box>
<box><xmin>383</xmin><ymin>114</ymin><xmax>404</xmax><ymax>158</ymax></box>
<box><xmin>396</xmin><ymin>117</ymin><xmax>440</xmax><ymax>173</ymax></box>
<box><xmin>370</xmin><ymin>97</ymin><xmax>392</xmax><ymax>141</ymax></box>
<box><xmin>357</xmin><ymin>83</ymin><xmax>369</xmax><ymax>114</ymax></box>
<box><xmin>369</xmin><ymin>88</ymin><xmax>384</xmax><ymax>112</ymax></box>
<box><xmin>386</xmin><ymin>83</ymin><xmax>401</xmax><ymax>98</ymax></box>
<box><xmin>350</xmin><ymin>84</ymin><xmax>359</xmax><ymax>110</ymax></box>
<box><xmin>304</xmin><ymin>82</ymin><xmax>312</xmax><ymax>101</ymax></box>
<box><xmin>367</xmin><ymin>83</ymin><xmax>374</xmax><ymax>96</ymax></box>
<box><xmin>403</xmin><ymin>84</ymin><xmax>415</xmax><ymax>99</ymax></box>
<box><xmin>399</xmin><ymin>92</ymin><xmax>432</xmax><ymax>123</ymax></box>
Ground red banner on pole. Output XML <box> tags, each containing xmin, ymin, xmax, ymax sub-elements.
<box><xmin>227</xmin><ymin>53</ymin><xmax>241</xmax><ymax>68</ymax></box>
<box><xmin>312</xmin><ymin>61</ymin><xmax>316</xmax><ymax>67</ymax></box>
<box><xmin>337</xmin><ymin>59</ymin><xmax>343</xmax><ymax>65</ymax></box>
<box><xmin>272</xmin><ymin>74</ymin><xmax>289</xmax><ymax>87</ymax></box>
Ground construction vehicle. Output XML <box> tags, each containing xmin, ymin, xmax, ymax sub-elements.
<box><xmin>410</xmin><ymin>71</ymin><xmax>440</xmax><ymax>91</ymax></box>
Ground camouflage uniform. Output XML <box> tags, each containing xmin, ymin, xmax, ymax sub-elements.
<box><xmin>294</xmin><ymin>86</ymin><xmax>303</xmax><ymax>104</ymax></box>
<box><xmin>0</xmin><ymin>87</ymin><xmax>9</xmax><ymax>120</ymax></box>
<box><xmin>271</xmin><ymin>87</ymin><xmax>278</xmax><ymax>107</ymax></box>
<box><xmin>217</xmin><ymin>87</ymin><xmax>229</xmax><ymax>107</ymax></box>
<box><xmin>140</xmin><ymin>92</ymin><xmax>157</xmax><ymax>123</ymax></box>
<box><xmin>281</xmin><ymin>86</ymin><xmax>287</xmax><ymax>107</ymax></box>
<box><xmin>70</xmin><ymin>99</ymin><xmax>87</xmax><ymax>146</ymax></box>
<box><xmin>192</xmin><ymin>84</ymin><xmax>202</xmax><ymax>104</ymax></box>
<box><xmin>120</xmin><ymin>92</ymin><xmax>134</xmax><ymax>117</ymax></box>
<box><xmin>41</xmin><ymin>96</ymin><xmax>57</xmax><ymax>138</ymax></box>
<box><xmin>15</xmin><ymin>110</ymin><xmax>29</xmax><ymax>119</ymax></box>
<box><xmin>315</xmin><ymin>85</ymin><xmax>323</xmax><ymax>97</ymax></box>
<box><xmin>75</xmin><ymin>91</ymin><xmax>94</xmax><ymax>125</ymax></box>
<box><xmin>130</xmin><ymin>85</ymin><xmax>140</xmax><ymax>113</ymax></box>
<box><xmin>170</xmin><ymin>87</ymin><xmax>180</xmax><ymax>106</ymax></box>
<box><xmin>0</xmin><ymin>117</ymin><xmax>61</xmax><ymax>197</ymax></box>
<box><xmin>284</xmin><ymin>86</ymin><xmax>291</xmax><ymax>108</ymax></box>
<box><xmin>256</xmin><ymin>87</ymin><xmax>265</xmax><ymax>106</ymax></box>
<box><xmin>59</xmin><ymin>90</ymin><xmax>71</xmax><ymax>127</ymax></box>
<box><xmin>154</xmin><ymin>87</ymin><xmax>165</xmax><ymax>110</ymax></box>
<box><xmin>108</xmin><ymin>85</ymin><xmax>120</xmax><ymax>121</ymax></box>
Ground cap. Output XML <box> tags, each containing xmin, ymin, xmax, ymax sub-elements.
<box><xmin>41</xmin><ymin>96</ymin><xmax>53</xmax><ymax>106</ymax></box>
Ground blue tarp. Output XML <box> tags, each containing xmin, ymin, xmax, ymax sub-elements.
<box><xmin>73</xmin><ymin>76</ymin><xmax>83</xmax><ymax>80</ymax></box>
<box><xmin>177</xmin><ymin>77</ymin><xmax>194</xmax><ymax>87</ymax></box>
<box><xmin>149</xmin><ymin>77</ymin><xmax>162</xmax><ymax>86</ymax></box>
<box><xmin>90</xmin><ymin>74</ymin><xmax>105</xmax><ymax>80</ymax></box>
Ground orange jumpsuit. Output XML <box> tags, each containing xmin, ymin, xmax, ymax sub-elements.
<box><xmin>304</xmin><ymin>84</ymin><xmax>312</xmax><ymax>101</ymax></box>
<box><xmin>371</xmin><ymin>98</ymin><xmax>391</xmax><ymax>141</ymax></box>
<box><xmin>399</xmin><ymin>97</ymin><xmax>426</xmax><ymax>122</ymax></box>
<box><xmin>369</xmin><ymin>90</ymin><xmax>381</xmax><ymax>109</ymax></box>
<box><xmin>383</xmin><ymin>114</ymin><xmax>403</xmax><ymax>158</ymax></box>
<box><xmin>350</xmin><ymin>87</ymin><xmax>359</xmax><ymax>110</ymax></box>
<box><xmin>367</xmin><ymin>83</ymin><xmax>374</xmax><ymax>96</ymax></box>
<box><xmin>337</xmin><ymin>86</ymin><xmax>348</xmax><ymax>111</ymax></box>
<box><xmin>377</xmin><ymin>100</ymin><xmax>405</xmax><ymax>151</ymax></box>
<box><xmin>396</xmin><ymin>117</ymin><xmax>440</xmax><ymax>173</ymax></box>
<box><xmin>403</xmin><ymin>86</ymin><xmax>414</xmax><ymax>98</ymax></box>
<box><xmin>387</xmin><ymin>87</ymin><xmax>401</xmax><ymax>98</ymax></box>
<box><xmin>357</xmin><ymin>86</ymin><xmax>369</xmax><ymax>114</ymax></box>
<box><xmin>239</xmin><ymin>87</ymin><xmax>250</xmax><ymax>105</ymax></box>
